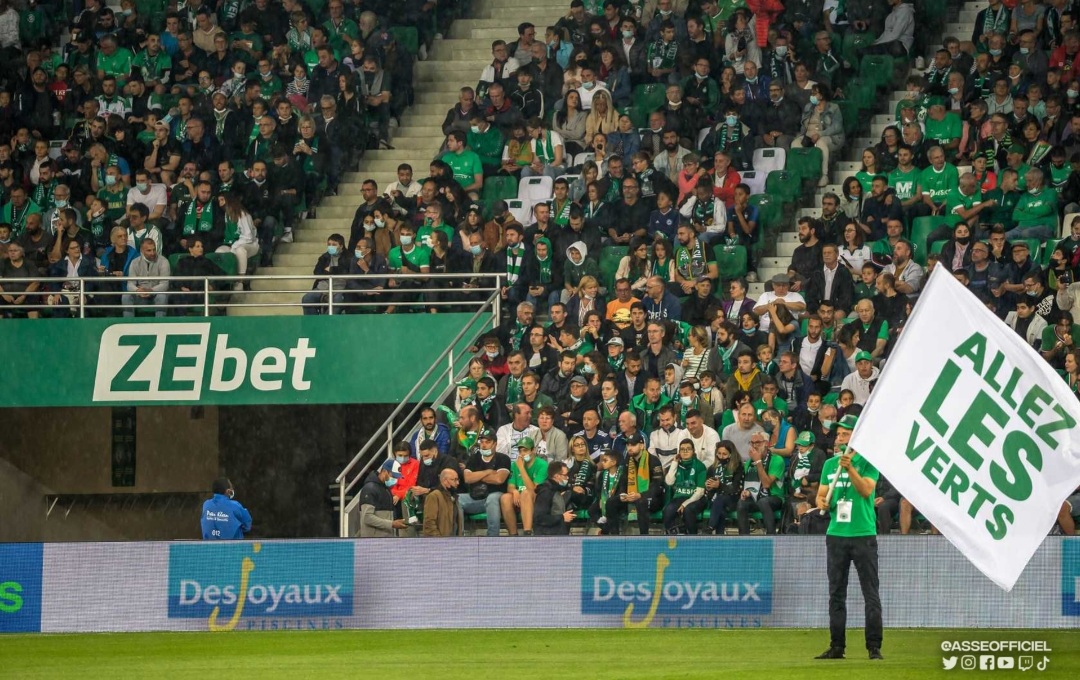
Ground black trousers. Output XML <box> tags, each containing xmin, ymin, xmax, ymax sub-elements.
<box><xmin>595</xmin><ymin>493</ymin><xmax>662</xmax><ymax>535</ymax></box>
<box><xmin>662</xmin><ymin>496</ymin><xmax>707</xmax><ymax>534</ymax></box>
<box><xmin>826</xmin><ymin>534</ymin><xmax>883</xmax><ymax>651</ymax></box>
<box><xmin>737</xmin><ymin>494</ymin><xmax>783</xmax><ymax>534</ymax></box>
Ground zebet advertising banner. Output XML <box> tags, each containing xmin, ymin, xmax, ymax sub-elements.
<box><xmin>0</xmin><ymin>314</ymin><xmax>488</xmax><ymax>407</ymax></box>
<box><xmin>850</xmin><ymin>269</ymin><xmax>1080</xmax><ymax>591</ymax></box>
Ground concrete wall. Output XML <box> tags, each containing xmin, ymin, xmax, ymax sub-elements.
<box><xmin>2</xmin><ymin>406</ymin><xmax>219</xmax><ymax>494</ymax></box>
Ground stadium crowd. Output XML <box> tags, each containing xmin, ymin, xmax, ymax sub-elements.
<box><xmin>0</xmin><ymin>0</ymin><xmax>1077</xmax><ymax>533</ymax></box>
<box><xmin>0</xmin><ymin>0</ymin><xmax>437</xmax><ymax>314</ymax></box>
<box><xmin>346</xmin><ymin>0</ymin><xmax>1080</xmax><ymax>537</ymax></box>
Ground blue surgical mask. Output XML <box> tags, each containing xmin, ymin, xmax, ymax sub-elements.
<box><xmin>809</xmin><ymin>95</ymin><xmax>820</xmax><ymax>106</ymax></box>
<box><xmin>695</xmin><ymin>72</ymin><xmax>707</xmax><ymax>80</ymax></box>
<box><xmin>395</xmin><ymin>454</ymin><xmax>409</xmax><ymax>464</ymax></box>
<box><xmin>622</xmin><ymin>30</ymin><xmax>634</xmax><ymax>38</ymax></box>
<box><xmin>989</xmin><ymin>48</ymin><xmax>1001</xmax><ymax>56</ymax></box>
<box><xmin>1020</xmin><ymin>47</ymin><xmax>1030</xmax><ymax>55</ymax></box>
<box><xmin>400</xmin><ymin>235</ymin><xmax>413</xmax><ymax>246</ymax></box>
<box><xmin>581</xmin><ymin>363</ymin><xmax>595</xmax><ymax>374</ymax></box>
<box><xmin>571</xmin><ymin>395</ymin><xmax>581</xmax><ymax>403</ymax></box>
<box><xmin>1069</xmin><ymin>89</ymin><xmax>1079</xmax><ymax>98</ymax></box>
<box><xmin>480</xmin><ymin>448</ymin><xmax>493</xmax><ymax>457</ymax></box>
<box><xmin>775</xmin><ymin>45</ymin><xmax>787</xmax><ymax>57</ymax></box>
<box><xmin>354</xmin><ymin>249</ymin><xmax>364</xmax><ymax>259</ymax></box>
<box><xmin>604</xmin><ymin>395</ymin><xmax>617</xmax><ymax>404</ymax></box>
<box><xmin>423</xmin><ymin>457</ymin><xmax>434</xmax><ymax>466</ymax></box>
<box><xmin>582</xmin><ymin>81</ymin><xmax>595</xmax><ymax>90</ymax></box>
<box><xmin>948</xmin><ymin>87</ymin><xmax>958</xmax><ymax>95</ymax></box>
<box><xmin>726</xmin><ymin>115</ymin><xmax>738</xmax><ymax>126</ymax></box>
<box><xmin>54</xmin><ymin>199</ymin><xmax>68</xmax><ymax>208</ymax></box>
<box><xmin>104</xmin><ymin>174</ymin><xmax>117</xmax><ymax>186</ymax></box>
<box><xmin>136</xmin><ymin>182</ymin><xmax>148</xmax><ymax>191</ymax></box>
<box><xmin>374</xmin><ymin>218</ymin><xmax>385</xmax><ymax>228</ymax></box>
<box><xmin>384</xmin><ymin>477</ymin><xmax>397</xmax><ymax>487</ymax></box>
<box><xmin>327</xmin><ymin>245</ymin><xmax>339</xmax><ymax>256</ymax></box>
<box><xmin>679</xmin><ymin>395</ymin><xmax>693</xmax><ymax>406</ymax></box>
<box><xmin>470</xmin><ymin>244</ymin><xmax>482</xmax><ymax>255</ymax></box>
<box><xmin>822</xmin><ymin>419</ymin><xmax>834</xmax><ymax>430</ymax></box>
<box><xmin>470</xmin><ymin>125</ymin><xmax>481</xmax><ymax>133</ymax></box>
<box><xmin>557</xmin><ymin>478</ymin><xmax>569</xmax><ymax>487</ymax></box>
<box><xmin>523</xmin><ymin>454</ymin><xmax>532</xmax><ymax>463</ymax></box>
<box><xmin>746</xmin><ymin>76</ymin><xmax>758</xmax><ymax>84</ymax></box>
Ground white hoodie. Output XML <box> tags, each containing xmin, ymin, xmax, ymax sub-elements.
<box><xmin>841</xmin><ymin>365</ymin><xmax>880</xmax><ymax>406</ymax></box>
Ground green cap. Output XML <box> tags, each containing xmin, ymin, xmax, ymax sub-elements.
<box><xmin>835</xmin><ymin>414</ymin><xmax>859</xmax><ymax>431</ymax></box>
<box><xmin>457</xmin><ymin>377</ymin><xmax>477</xmax><ymax>391</ymax></box>
<box><xmin>796</xmin><ymin>431</ymin><xmax>816</xmax><ymax>446</ymax></box>
<box><xmin>478</xmin><ymin>428</ymin><xmax>496</xmax><ymax>441</ymax></box>
<box><xmin>925</xmin><ymin>96</ymin><xmax>947</xmax><ymax>108</ymax></box>
<box><xmin>1007</xmin><ymin>144</ymin><xmax>1026</xmax><ymax>155</ymax></box>
<box><xmin>898</xmin><ymin>98</ymin><xmax>917</xmax><ymax>109</ymax></box>
<box><xmin>854</xmin><ymin>350</ymin><xmax>873</xmax><ymax>363</ymax></box>
<box><xmin>517</xmin><ymin>436</ymin><xmax>535</xmax><ymax>450</ymax></box>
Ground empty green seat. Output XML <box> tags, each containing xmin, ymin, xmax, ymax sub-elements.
<box><xmin>786</xmin><ymin>147</ymin><xmax>823</xmax><ymax>183</ymax></box>
<box><xmin>389</xmin><ymin>27</ymin><xmax>419</xmax><ymax>55</ymax></box>
<box><xmin>481</xmin><ymin>176</ymin><xmax>518</xmax><ymax>202</ymax></box>
<box><xmin>840</xmin><ymin>31</ymin><xmax>874</xmax><ymax>69</ymax></box>
<box><xmin>765</xmin><ymin>170</ymin><xmax>799</xmax><ymax>204</ymax></box>
<box><xmin>909</xmin><ymin>215</ymin><xmax>960</xmax><ymax>265</ymax></box>
<box><xmin>632</xmin><ymin>84</ymin><xmax>667</xmax><ymax>117</ymax></box>
<box><xmin>859</xmin><ymin>54</ymin><xmax>894</xmax><ymax>90</ymax></box>
<box><xmin>714</xmin><ymin>244</ymin><xmax>748</xmax><ymax>281</ymax></box>
<box><xmin>599</xmin><ymin>245</ymin><xmax>628</xmax><ymax>292</ymax></box>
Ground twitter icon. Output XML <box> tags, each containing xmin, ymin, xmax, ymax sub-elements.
<box><xmin>942</xmin><ymin>657</ymin><xmax>958</xmax><ymax>670</ymax></box>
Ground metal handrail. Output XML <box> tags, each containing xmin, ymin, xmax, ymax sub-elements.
<box><xmin>0</xmin><ymin>272</ymin><xmax>505</xmax><ymax>317</ymax></box>
<box><xmin>335</xmin><ymin>282</ymin><xmax>502</xmax><ymax>536</ymax></box>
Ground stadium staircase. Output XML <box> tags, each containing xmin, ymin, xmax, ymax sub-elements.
<box><xmin>231</xmin><ymin>0</ymin><xmax>570</xmax><ymax>316</ymax></box>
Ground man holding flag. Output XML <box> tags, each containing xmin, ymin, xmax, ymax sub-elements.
<box><xmin>814</xmin><ymin>414</ymin><xmax>883</xmax><ymax>661</ymax></box>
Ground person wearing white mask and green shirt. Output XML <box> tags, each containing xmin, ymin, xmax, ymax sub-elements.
<box><xmin>501</xmin><ymin>436</ymin><xmax>548</xmax><ymax>536</ymax></box>
<box><xmin>815</xmin><ymin>414</ymin><xmax>883</xmax><ymax>660</ymax></box>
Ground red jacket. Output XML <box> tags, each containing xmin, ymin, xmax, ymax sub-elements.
<box><xmin>711</xmin><ymin>168</ymin><xmax>742</xmax><ymax>208</ymax></box>
<box><xmin>1049</xmin><ymin>46</ymin><xmax>1080</xmax><ymax>76</ymax></box>
<box><xmin>391</xmin><ymin>457</ymin><xmax>419</xmax><ymax>501</ymax></box>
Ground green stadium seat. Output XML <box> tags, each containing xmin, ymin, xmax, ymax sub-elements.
<box><xmin>786</xmin><ymin>147</ymin><xmax>823</xmax><ymax>183</ymax></box>
<box><xmin>1018</xmin><ymin>238</ymin><xmax>1044</xmax><ymax>262</ymax></box>
<box><xmin>481</xmin><ymin>176</ymin><xmax>518</xmax><ymax>202</ymax></box>
<box><xmin>622</xmin><ymin>105</ymin><xmax>645</xmax><ymax>129</ymax></box>
<box><xmin>840</xmin><ymin>31</ymin><xmax>874</xmax><ymax>70</ymax></box>
<box><xmin>765</xmin><ymin>170</ymin><xmax>799</xmax><ymax>205</ymax></box>
<box><xmin>714</xmin><ymin>244</ymin><xmax>748</xmax><ymax>281</ymax></box>
<box><xmin>389</xmin><ymin>27</ymin><xmax>419</xmax><ymax>55</ymax></box>
<box><xmin>930</xmin><ymin>240</ymin><xmax>946</xmax><ymax>256</ymax></box>
<box><xmin>909</xmin><ymin>216</ymin><xmax>960</xmax><ymax>265</ymax></box>
<box><xmin>599</xmin><ymin>245</ymin><xmax>628</xmax><ymax>292</ymax></box>
<box><xmin>632</xmin><ymin>84</ymin><xmax>667</xmax><ymax>118</ymax></box>
<box><xmin>844</xmin><ymin>78</ymin><xmax>876</xmax><ymax>111</ymax></box>
<box><xmin>859</xmin><ymin>54</ymin><xmax>894</xmax><ymax>91</ymax></box>
<box><xmin>837</xmin><ymin>100</ymin><xmax>862</xmax><ymax>139</ymax></box>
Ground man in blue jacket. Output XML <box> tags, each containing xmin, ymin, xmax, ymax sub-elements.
<box><xmin>200</xmin><ymin>477</ymin><xmax>253</xmax><ymax>540</ymax></box>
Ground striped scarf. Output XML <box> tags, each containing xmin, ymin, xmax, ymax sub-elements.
<box><xmin>648</xmin><ymin>39</ymin><xmax>678</xmax><ymax>68</ymax></box>
<box><xmin>599</xmin><ymin>466</ymin><xmax>622</xmax><ymax>516</ymax></box>
<box><xmin>505</xmin><ymin>244</ymin><xmax>524</xmax><ymax>284</ymax></box>
<box><xmin>626</xmin><ymin>451</ymin><xmax>650</xmax><ymax>494</ymax></box>
<box><xmin>983</xmin><ymin>4</ymin><xmax>1009</xmax><ymax>37</ymax></box>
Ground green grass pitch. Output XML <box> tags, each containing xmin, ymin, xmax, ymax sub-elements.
<box><xmin>0</xmin><ymin>629</ymin><xmax>1074</xmax><ymax>679</ymax></box>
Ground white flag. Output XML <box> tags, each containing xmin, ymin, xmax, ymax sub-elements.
<box><xmin>849</xmin><ymin>268</ymin><xmax>1080</xmax><ymax>591</ymax></box>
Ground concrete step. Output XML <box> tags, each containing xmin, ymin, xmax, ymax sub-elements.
<box><xmin>378</xmin><ymin>137</ymin><xmax>442</xmax><ymax>152</ymax></box>
<box><xmin>348</xmin><ymin>158</ymin><xmax>435</xmax><ymax>174</ymax></box>
<box><xmin>414</xmin><ymin>91</ymin><xmax>468</xmax><ymax>106</ymax></box>
<box><xmin>250</xmin><ymin>272</ymin><xmax>312</xmax><ymax>292</ymax></box>
<box><xmin>278</xmin><ymin>241</ymin><xmax>330</xmax><ymax>256</ymax></box>
<box><xmin>474</xmin><ymin>0</ymin><xmax>567</xmax><ymax>9</ymax></box>
<box><xmin>473</xmin><ymin>8</ymin><xmax>566</xmax><ymax>22</ymax></box>
<box><xmin>297</xmin><ymin>218</ymin><xmax>353</xmax><ymax>236</ymax></box>
<box><xmin>414</xmin><ymin>61</ymin><xmax>489</xmax><ymax>81</ymax></box>
<box><xmin>314</xmin><ymin>205</ymin><xmax>360</xmax><ymax>219</ymax></box>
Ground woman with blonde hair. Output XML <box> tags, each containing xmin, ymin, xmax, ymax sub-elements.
<box><xmin>565</xmin><ymin>274</ymin><xmax>605</xmax><ymax>325</ymax></box>
<box><xmin>681</xmin><ymin>325</ymin><xmax>719</xmax><ymax>381</ymax></box>
<box><xmin>585</xmin><ymin>89</ymin><xmax>618</xmax><ymax>140</ymax></box>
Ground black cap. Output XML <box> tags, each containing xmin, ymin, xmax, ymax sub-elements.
<box><xmin>626</xmin><ymin>432</ymin><xmax>645</xmax><ymax>446</ymax></box>
<box><xmin>478</xmin><ymin>428</ymin><xmax>496</xmax><ymax>441</ymax></box>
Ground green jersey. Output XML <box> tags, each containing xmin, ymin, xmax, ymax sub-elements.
<box><xmin>388</xmin><ymin>244</ymin><xmax>431</xmax><ymax>271</ymax></box>
<box><xmin>508</xmin><ymin>456</ymin><xmax>548</xmax><ymax>492</ymax></box>
<box><xmin>0</xmin><ymin>199</ymin><xmax>42</xmax><ymax>234</ymax></box>
<box><xmin>98</xmin><ymin>187</ymin><xmax>130</xmax><ymax>222</ymax></box>
<box><xmin>440</xmin><ymin>149</ymin><xmax>483</xmax><ymax>189</ymax></box>
<box><xmin>888</xmin><ymin>167</ymin><xmax>920</xmax><ymax>201</ymax></box>
<box><xmin>945</xmin><ymin>187</ymin><xmax>981</xmax><ymax>217</ymax></box>
<box><xmin>743</xmin><ymin>453</ymin><xmax>786</xmax><ymax>499</ymax></box>
<box><xmin>96</xmin><ymin>48</ymin><xmax>135</xmax><ymax>84</ymax></box>
<box><xmin>752</xmin><ymin>397</ymin><xmax>788</xmax><ymax>417</ymax></box>
<box><xmin>1011</xmin><ymin>163</ymin><xmax>1031</xmax><ymax>191</ymax></box>
<box><xmin>1049</xmin><ymin>163</ymin><xmax>1071</xmax><ymax>196</ymax></box>
<box><xmin>918</xmin><ymin>164</ymin><xmax>959</xmax><ymax>203</ymax></box>
<box><xmin>670</xmin><ymin>458</ymin><xmax>707</xmax><ymax>498</ymax></box>
<box><xmin>416</xmin><ymin>222</ymin><xmax>455</xmax><ymax>249</ymax></box>
<box><xmin>854</xmin><ymin>171</ymin><xmax>876</xmax><ymax>195</ymax></box>
<box><xmin>821</xmin><ymin>453</ymin><xmax>880</xmax><ymax>537</ymax></box>
<box><xmin>467</xmin><ymin>127</ymin><xmax>504</xmax><ymax>167</ymax></box>
<box><xmin>923</xmin><ymin>113</ymin><xmax>963</xmax><ymax>146</ymax></box>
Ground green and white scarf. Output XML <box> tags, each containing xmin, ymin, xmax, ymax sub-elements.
<box><xmin>505</xmin><ymin>244</ymin><xmax>524</xmax><ymax>284</ymax></box>
<box><xmin>535</xmin><ymin>131</ymin><xmax>556</xmax><ymax>163</ymax></box>
<box><xmin>32</xmin><ymin>180</ymin><xmax>56</xmax><ymax>210</ymax></box>
<box><xmin>648</xmin><ymin>39</ymin><xmax>678</xmax><ymax>69</ymax></box>
<box><xmin>983</xmin><ymin>4</ymin><xmax>1009</xmax><ymax>37</ymax></box>
<box><xmin>182</xmin><ymin>200</ymin><xmax>214</xmax><ymax>236</ymax></box>
<box><xmin>224</xmin><ymin>218</ymin><xmax>239</xmax><ymax>245</ymax></box>
<box><xmin>675</xmin><ymin>239</ymin><xmax>707</xmax><ymax>280</ymax></box>
<box><xmin>599</xmin><ymin>466</ymin><xmax>623</xmax><ymax>516</ymax></box>
<box><xmin>717</xmin><ymin>122</ymin><xmax>741</xmax><ymax>153</ymax></box>
<box><xmin>505</xmin><ymin>374</ymin><xmax>523</xmax><ymax>404</ymax></box>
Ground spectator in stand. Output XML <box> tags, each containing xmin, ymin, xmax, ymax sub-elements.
<box><xmin>122</xmin><ymin>238</ymin><xmax>171</xmax><ymax>317</ymax></box>
<box><xmin>421</xmin><ymin>467</ymin><xmax>462</xmax><ymax>537</ymax></box>
<box><xmin>460</xmin><ymin>428</ymin><xmax>511</xmax><ymax>537</ymax></box>
<box><xmin>736</xmin><ymin>431</ymin><xmax>786</xmax><ymax>534</ymax></box>
<box><xmin>357</xmin><ymin>459</ymin><xmax>407</xmax><ymax>538</ymax></box>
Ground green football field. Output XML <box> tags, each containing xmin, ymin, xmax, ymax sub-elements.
<box><xmin>0</xmin><ymin>628</ymin><xmax>1073</xmax><ymax>679</ymax></box>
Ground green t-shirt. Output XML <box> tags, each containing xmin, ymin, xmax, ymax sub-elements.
<box><xmin>854</xmin><ymin>171</ymin><xmax>876</xmax><ymax>195</ymax></box>
<box><xmin>508</xmin><ymin>456</ymin><xmax>549</xmax><ymax>492</ymax></box>
<box><xmin>945</xmin><ymin>187</ymin><xmax>981</xmax><ymax>216</ymax></box>
<box><xmin>743</xmin><ymin>453</ymin><xmax>786</xmax><ymax>499</ymax></box>
<box><xmin>752</xmin><ymin>397</ymin><xmax>788</xmax><ymax>416</ymax></box>
<box><xmin>674</xmin><ymin>239</ymin><xmax>715</xmax><ymax>280</ymax></box>
<box><xmin>97</xmin><ymin>186</ymin><xmax>130</xmax><ymax>222</ymax></box>
<box><xmin>924</xmin><ymin>113</ymin><xmax>963</xmax><ymax>146</ymax></box>
<box><xmin>416</xmin><ymin>222</ymin><xmax>455</xmax><ymax>250</ymax></box>
<box><xmin>440</xmin><ymin>150</ymin><xmax>483</xmax><ymax>189</ymax></box>
<box><xmin>888</xmin><ymin>167</ymin><xmax>921</xmax><ymax>201</ymax></box>
<box><xmin>388</xmin><ymin>244</ymin><xmax>431</xmax><ymax>271</ymax></box>
<box><xmin>918</xmin><ymin>164</ymin><xmax>959</xmax><ymax>203</ymax></box>
<box><xmin>821</xmin><ymin>453</ymin><xmax>880</xmax><ymax>537</ymax></box>
<box><xmin>1049</xmin><ymin>163</ymin><xmax>1071</xmax><ymax>196</ymax></box>
<box><xmin>97</xmin><ymin>48</ymin><xmax>135</xmax><ymax>84</ymax></box>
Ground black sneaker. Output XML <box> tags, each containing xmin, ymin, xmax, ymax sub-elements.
<box><xmin>815</xmin><ymin>647</ymin><xmax>845</xmax><ymax>660</ymax></box>
<box><xmin>868</xmin><ymin>648</ymin><xmax>883</xmax><ymax>660</ymax></box>
<box><xmin>522</xmin><ymin>530</ymin><xmax>533</xmax><ymax>536</ymax></box>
